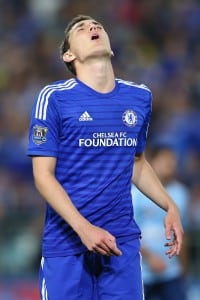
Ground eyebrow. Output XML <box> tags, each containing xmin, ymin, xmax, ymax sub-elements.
<box><xmin>73</xmin><ymin>20</ymin><xmax>102</xmax><ymax>31</ymax></box>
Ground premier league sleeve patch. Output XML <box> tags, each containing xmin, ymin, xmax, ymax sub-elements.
<box><xmin>32</xmin><ymin>125</ymin><xmax>48</xmax><ymax>145</ymax></box>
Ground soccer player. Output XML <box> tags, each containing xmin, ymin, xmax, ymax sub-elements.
<box><xmin>27</xmin><ymin>15</ymin><xmax>183</xmax><ymax>300</ymax></box>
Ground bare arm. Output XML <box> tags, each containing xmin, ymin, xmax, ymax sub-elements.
<box><xmin>132</xmin><ymin>153</ymin><xmax>184</xmax><ymax>257</ymax></box>
<box><xmin>32</xmin><ymin>156</ymin><xmax>122</xmax><ymax>256</ymax></box>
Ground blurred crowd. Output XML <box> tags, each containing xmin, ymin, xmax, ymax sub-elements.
<box><xmin>0</xmin><ymin>0</ymin><xmax>199</xmax><ymax>286</ymax></box>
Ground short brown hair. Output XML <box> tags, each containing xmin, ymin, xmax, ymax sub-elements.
<box><xmin>60</xmin><ymin>15</ymin><xmax>94</xmax><ymax>75</ymax></box>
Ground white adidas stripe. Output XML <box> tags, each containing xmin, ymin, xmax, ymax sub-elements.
<box><xmin>40</xmin><ymin>257</ymin><xmax>48</xmax><ymax>300</ymax></box>
<box><xmin>35</xmin><ymin>79</ymin><xmax>77</xmax><ymax>120</ymax></box>
<box><xmin>117</xmin><ymin>78</ymin><xmax>151</xmax><ymax>92</ymax></box>
<box><xmin>81</xmin><ymin>111</ymin><xmax>91</xmax><ymax>118</ymax></box>
<box><xmin>84</xmin><ymin>112</ymin><xmax>90</xmax><ymax>117</ymax></box>
<box><xmin>35</xmin><ymin>79</ymin><xmax>74</xmax><ymax>119</ymax></box>
<box><xmin>41</xmin><ymin>278</ymin><xmax>48</xmax><ymax>300</ymax></box>
<box><xmin>139</xmin><ymin>252</ymin><xmax>145</xmax><ymax>300</ymax></box>
<box><xmin>79</xmin><ymin>111</ymin><xmax>93</xmax><ymax>121</ymax></box>
<box><xmin>42</xmin><ymin>82</ymin><xmax>77</xmax><ymax>120</ymax></box>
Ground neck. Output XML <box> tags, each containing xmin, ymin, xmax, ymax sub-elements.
<box><xmin>75</xmin><ymin>57</ymin><xmax>115</xmax><ymax>93</ymax></box>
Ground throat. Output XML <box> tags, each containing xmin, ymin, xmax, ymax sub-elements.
<box><xmin>91</xmin><ymin>77</ymin><xmax>115</xmax><ymax>93</ymax></box>
<box><xmin>77</xmin><ymin>59</ymin><xmax>115</xmax><ymax>93</ymax></box>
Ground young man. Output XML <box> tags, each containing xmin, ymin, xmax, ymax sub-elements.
<box><xmin>27</xmin><ymin>15</ymin><xmax>183</xmax><ymax>300</ymax></box>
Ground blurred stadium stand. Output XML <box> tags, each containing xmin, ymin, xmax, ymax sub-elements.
<box><xmin>0</xmin><ymin>0</ymin><xmax>199</xmax><ymax>299</ymax></box>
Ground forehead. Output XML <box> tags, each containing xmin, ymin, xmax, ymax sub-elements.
<box><xmin>70</xmin><ymin>19</ymin><xmax>102</xmax><ymax>33</ymax></box>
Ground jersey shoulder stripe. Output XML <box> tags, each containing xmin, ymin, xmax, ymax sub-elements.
<box><xmin>35</xmin><ymin>78</ymin><xmax>77</xmax><ymax>120</ymax></box>
<box><xmin>116</xmin><ymin>78</ymin><xmax>151</xmax><ymax>92</ymax></box>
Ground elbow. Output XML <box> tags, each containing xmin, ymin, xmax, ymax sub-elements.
<box><xmin>33</xmin><ymin>170</ymin><xmax>50</xmax><ymax>195</ymax></box>
<box><xmin>132</xmin><ymin>153</ymin><xmax>145</xmax><ymax>182</ymax></box>
<box><xmin>33</xmin><ymin>173</ymin><xmax>44</xmax><ymax>194</ymax></box>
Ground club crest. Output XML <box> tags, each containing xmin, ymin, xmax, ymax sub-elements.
<box><xmin>122</xmin><ymin>110</ymin><xmax>137</xmax><ymax>127</ymax></box>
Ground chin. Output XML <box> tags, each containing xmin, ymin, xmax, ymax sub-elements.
<box><xmin>90</xmin><ymin>48</ymin><xmax>113</xmax><ymax>58</ymax></box>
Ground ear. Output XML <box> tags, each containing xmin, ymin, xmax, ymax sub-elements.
<box><xmin>63</xmin><ymin>50</ymin><xmax>76</xmax><ymax>63</ymax></box>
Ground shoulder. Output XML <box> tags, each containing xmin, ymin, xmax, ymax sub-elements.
<box><xmin>33</xmin><ymin>78</ymin><xmax>78</xmax><ymax>120</ymax></box>
<box><xmin>116</xmin><ymin>79</ymin><xmax>152</xmax><ymax>112</ymax></box>
<box><xmin>116</xmin><ymin>78</ymin><xmax>152</xmax><ymax>94</ymax></box>
<box><xmin>37</xmin><ymin>78</ymin><xmax>78</xmax><ymax>99</ymax></box>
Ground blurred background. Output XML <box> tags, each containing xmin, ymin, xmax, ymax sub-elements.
<box><xmin>0</xmin><ymin>0</ymin><xmax>199</xmax><ymax>299</ymax></box>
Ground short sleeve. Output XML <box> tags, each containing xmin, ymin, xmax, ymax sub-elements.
<box><xmin>135</xmin><ymin>92</ymin><xmax>152</xmax><ymax>155</ymax></box>
<box><xmin>27</xmin><ymin>88</ymin><xmax>60</xmax><ymax>157</ymax></box>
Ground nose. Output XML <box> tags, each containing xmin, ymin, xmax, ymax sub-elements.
<box><xmin>89</xmin><ymin>24</ymin><xmax>97</xmax><ymax>31</ymax></box>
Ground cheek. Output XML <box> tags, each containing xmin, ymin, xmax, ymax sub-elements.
<box><xmin>70</xmin><ymin>38</ymin><xmax>87</xmax><ymax>57</ymax></box>
<box><xmin>70</xmin><ymin>46</ymin><xmax>81</xmax><ymax>60</ymax></box>
<box><xmin>104</xmin><ymin>34</ymin><xmax>112</xmax><ymax>49</ymax></box>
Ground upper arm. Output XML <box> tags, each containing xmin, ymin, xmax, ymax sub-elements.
<box><xmin>133</xmin><ymin>152</ymin><xmax>145</xmax><ymax>169</ymax></box>
<box><xmin>134</xmin><ymin>152</ymin><xmax>144</xmax><ymax>161</ymax></box>
<box><xmin>27</xmin><ymin>88</ymin><xmax>60</xmax><ymax>158</ymax></box>
<box><xmin>132</xmin><ymin>152</ymin><xmax>146</xmax><ymax>184</ymax></box>
<box><xmin>135</xmin><ymin>91</ymin><xmax>152</xmax><ymax>155</ymax></box>
<box><xmin>32</xmin><ymin>156</ymin><xmax>57</xmax><ymax>179</ymax></box>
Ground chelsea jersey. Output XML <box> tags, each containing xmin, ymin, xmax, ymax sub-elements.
<box><xmin>27</xmin><ymin>78</ymin><xmax>152</xmax><ymax>257</ymax></box>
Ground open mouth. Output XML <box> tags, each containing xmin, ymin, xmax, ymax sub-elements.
<box><xmin>91</xmin><ymin>34</ymin><xmax>99</xmax><ymax>40</ymax></box>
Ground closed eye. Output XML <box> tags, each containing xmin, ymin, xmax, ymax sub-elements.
<box><xmin>77</xmin><ymin>27</ymin><xmax>84</xmax><ymax>32</ymax></box>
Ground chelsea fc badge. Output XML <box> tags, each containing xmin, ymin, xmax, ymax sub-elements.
<box><xmin>122</xmin><ymin>110</ymin><xmax>137</xmax><ymax>127</ymax></box>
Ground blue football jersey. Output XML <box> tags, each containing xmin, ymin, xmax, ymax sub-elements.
<box><xmin>27</xmin><ymin>78</ymin><xmax>152</xmax><ymax>256</ymax></box>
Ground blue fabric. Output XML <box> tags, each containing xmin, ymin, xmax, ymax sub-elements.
<box><xmin>27</xmin><ymin>78</ymin><xmax>152</xmax><ymax>256</ymax></box>
<box><xmin>39</xmin><ymin>239</ymin><xmax>144</xmax><ymax>300</ymax></box>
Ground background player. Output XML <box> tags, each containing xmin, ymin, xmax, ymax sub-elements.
<box><xmin>132</xmin><ymin>144</ymin><xmax>189</xmax><ymax>300</ymax></box>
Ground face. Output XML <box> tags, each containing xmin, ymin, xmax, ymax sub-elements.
<box><xmin>64</xmin><ymin>19</ymin><xmax>113</xmax><ymax>63</ymax></box>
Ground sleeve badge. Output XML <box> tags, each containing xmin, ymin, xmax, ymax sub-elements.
<box><xmin>33</xmin><ymin>125</ymin><xmax>48</xmax><ymax>145</ymax></box>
